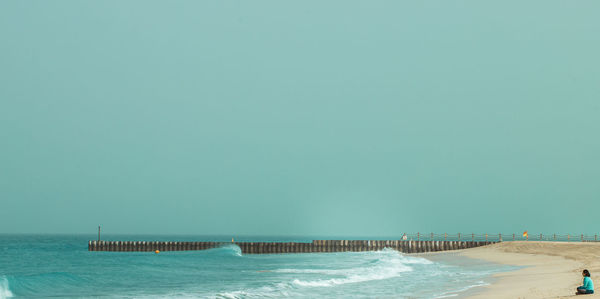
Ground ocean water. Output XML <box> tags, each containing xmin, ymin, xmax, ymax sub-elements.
<box><xmin>0</xmin><ymin>235</ymin><xmax>515</xmax><ymax>298</ymax></box>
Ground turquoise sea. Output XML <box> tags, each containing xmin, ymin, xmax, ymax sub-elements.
<box><xmin>0</xmin><ymin>235</ymin><xmax>515</xmax><ymax>298</ymax></box>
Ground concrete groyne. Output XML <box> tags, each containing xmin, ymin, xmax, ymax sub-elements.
<box><xmin>88</xmin><ymin>240</ymin><xmax>496</xmax><ymax>253</ymax></box>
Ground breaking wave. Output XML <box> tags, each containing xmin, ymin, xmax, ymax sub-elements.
<box><xmin>0</xmin><ymin>276</ymin><xmax>13</xmax><ymax>299</ymax></box>
<box><xmin>209</xmin><ymin>245</ymin><xmax>242</xmax><ymax>257</ymax></box>
<box><xmin>215</xmin><ymin>249</ymin><xmax>424</xmax><ymax>298</ymax></box>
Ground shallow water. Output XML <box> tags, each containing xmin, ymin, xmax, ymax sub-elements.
<box><xmin>0</xmin><ymin>235</ymin><xmax>516</xmax><ymax>298</ymax></box>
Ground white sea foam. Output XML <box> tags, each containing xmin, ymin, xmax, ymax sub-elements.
<box><xmin>215</xmin><ymin>284</ymin><xmax>292</xmax><ymax>299</ymax></box>
<box><xmin>0</xmin><ymin>276</ymin><xmax>13</xmax><ymax>299</ymax></box>
<box><xmin>215</xmin><ymin>249</ymin><xmax>423</xmax><ymax>298</ymax></box>
<box><xmin>272</xmin><ymin>249</ymin><xmax>426</xmax><ymax>275</ymax></box>
<box><xmin>434</xmin><ymin>280</ymin><xmax>489</xmax><ymax>298</ymax></box>
<box><xmin>289</xmin><ymin>250</ymin><xmax>414</xmax><ymax>288</ymax></box>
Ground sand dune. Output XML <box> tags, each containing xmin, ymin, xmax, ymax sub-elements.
<box><xmin>460</xmin><ymin>241</ymin><xmax>600</xmax><ymax>298</ymax></box>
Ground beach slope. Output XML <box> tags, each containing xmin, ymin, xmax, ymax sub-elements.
<box><xmin>462</xmin><ymin>241</ymin><xmax>600</xmax><ymax>298</ymax></box>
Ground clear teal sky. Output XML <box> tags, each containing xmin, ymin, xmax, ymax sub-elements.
<box><xmin>1</xmin><ymin>1</ymin><xmax>599</xmax><ymax>236</ymax></box>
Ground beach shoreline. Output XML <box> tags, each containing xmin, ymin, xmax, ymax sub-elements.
<box><xmin>419</xmin><ymin>250</ymin><xmax>512</xmax><ymax>298</ymax></box>
<box><xmin>454</xmin><ymin>241</ymin><xmax>600</xmax><ymax>298</ymax></box>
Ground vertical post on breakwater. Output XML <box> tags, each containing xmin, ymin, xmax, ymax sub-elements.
<box><xmin>98</xmin><ymin>225</ymin><xmax>101</xmax><ymax>241</ymax></box>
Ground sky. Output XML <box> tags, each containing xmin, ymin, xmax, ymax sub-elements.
<box><xmin>1</xmin><ymin>1</ymin><xmax>599</xmax><ymax>236</ymax></box>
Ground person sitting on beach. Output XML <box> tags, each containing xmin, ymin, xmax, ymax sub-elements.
<box><xmin>576</xmin><ymin>269</ymin><xmax>594</xmax><ymax>295</ymax></box>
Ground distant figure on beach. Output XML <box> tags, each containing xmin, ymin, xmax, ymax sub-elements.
<box><xmin>576</xmin><ymin>269</ymin><xmax>594</xmax><ymax>295</ymax></box>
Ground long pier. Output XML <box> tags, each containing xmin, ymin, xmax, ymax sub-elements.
<box><xmin>88</xmin><ymin>240</ymin><xmax>496</xmax><ymax>254</ymax></box>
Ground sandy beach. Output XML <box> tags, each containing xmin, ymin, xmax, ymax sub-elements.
<box><xmin>460</xmin><ymin>241</ymin><xmax>600</xmax><ymax>298</ymax></box>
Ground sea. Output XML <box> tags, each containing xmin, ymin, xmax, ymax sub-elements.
<box><xmin>0</xmin><ymin>235</ymin><xmax>517</xmax><ymax>298</ymax></box>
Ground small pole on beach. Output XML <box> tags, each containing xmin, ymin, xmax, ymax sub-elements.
<box><xmin>98</xmin><ymin>225</ymin><xmax>101</xmax><ymax>241</ymax></box>
<box><xmin>554</xmin><ymin>234</ymin><xmax>556</xmax><ymax>241</ymax></box>
<box><xmin>485</xmin><ymin>234</ymin><xmax>488</xmax><ymax>241</ymax></box>
<box><xmin>417</xmin><ymin>232</ymin><xmax>420</xmax><ymax>241</ymax></box>
<box><xmin>512</xmin><ymin>233</ymin><xmax>515</xmax><ymax>241</ymax></box>
<box><xmin>471</xmin><ymin>233</ymin><xmax>474</xmax><ymax>242</ymax></box>
<box><xmin>540</xmin><ymin>233</ymin><xmax>542</xmax><ymax>240</ymax></box>
<box><xmin>458</xmin><ymin>233</ymin><xmax>461</xmax><ymax>241</ymax></box>
<box><xmin>581</xmin><ymin>234</ymin><xmax>584</xmax><ymax>242</ymax></box>
<box><xmin>499</xmin><ymin>233</ymin><xmax>502</xmax><ymax>242</ymax></box>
